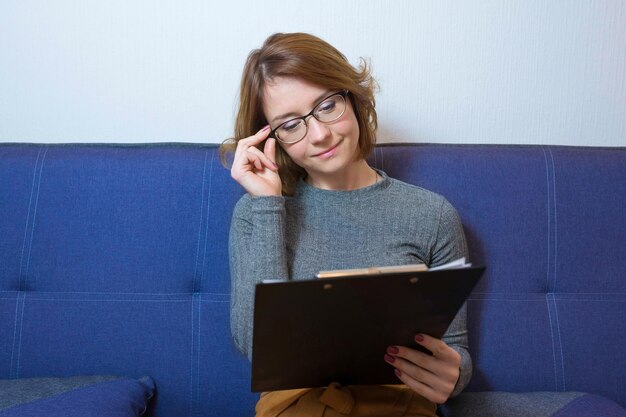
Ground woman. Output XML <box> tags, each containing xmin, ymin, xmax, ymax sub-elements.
<box><xmin>221</xmin><ymin>32</ymin><xmax>471</xmax><ymax>417</ymax></box>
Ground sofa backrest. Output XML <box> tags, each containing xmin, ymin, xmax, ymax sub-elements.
<box><xmin>1</xmin><ymin>144</ymin><xmax>252</xmax><ymax>416</ymax></box>
<box><xmin>375</xmin><ymin>145</ymin><xmax>625</xmax><ymax>406</ymax></box>
<box><xmin>1</xmin><ymin>143</ymin><xmax>624</xmax><ymax>415</ymax></box>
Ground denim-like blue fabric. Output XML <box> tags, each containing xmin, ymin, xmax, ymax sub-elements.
<box><xmin>1</xmin><ymin>143</ymin><xmax>624</xmax><ymax>416</ymax></box>
<box><xmin>0</xmin><ymin>375</ymin><xmax>120</xmax><ymax>409</ymax></box>
<box><xmin>438</xmin><ymin>391</ymin><xmax>626</xmax><ymax>417</ymax></box>
<box><xmin>0</xmin><ymin>376</ymin><xmax>154</xmax><ymax>417</ymax></box>
<box><xmin>551</xmin><ymin>394</ymin><xmax>626</xmax><ymax>417</ymax></box>
<box><xmin>438</xmin><ymin>391</ymin><xmax>583</xmax><ymax>417</ymax></box>
<box><xmin>0</xmin><ymin>144</ymin><xmax>254</xmax><ymax>417</ymax></box>
<box><xmin>374</xmin><ymin>145</ymin><xmax>626</xmax><ymax>406</ymax></box>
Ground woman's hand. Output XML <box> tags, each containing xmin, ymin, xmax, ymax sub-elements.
<box><xmin>231</xmin><ymin>125</ymin><xmax>282</xmax><ymax>196</ymax></box>
<box><xmin>384</xmin><ymin>333</ymin><xmax>461</xmax><ymax>404</ymax></box>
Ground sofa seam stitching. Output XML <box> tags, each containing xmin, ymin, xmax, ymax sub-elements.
<box><xmin>193</xmin><ymin>150</ymin><xmax>209</xmax><ymax>293</ymax></box>
<box><xmin>18</xmin><ymin>147</ymin><xmax>42</xmax><ymax>291</ymax></box>
<box><xmin>9</xmin><ymin>293</ymin><xmax>24</xmax><ymax>378</ymax></box>
<box><xmin>548</xmin><ymin>148</ymin><xmax>565</xmax><ymax>390</ymax></box>
<box><xmin>553</xmin><ymin>297</ymin><xmax>566</xmax><ymax>391</ymax></box>
<box><xmin>548</xmin><ymin>394</ymin><xmax>589</xmax><ymax>417</ymax></box>
<box><xmin>13</xmin><ymin>146</ymin><xmax>48</xmax><ymax>378</ymax></box>
<box><xmin>195</xmin><ymin>293</ymin><xmax>202</xmax><ymax>417</ymax></box>
<box><xmin>199</xmin><ymin>150</ymin><xmax>215</xmax><ymax>291</ymax></box>
<box><xmin>542</xmin><ymin>147</ymin><xmax>551</xmax><ymax>292</ymax></box>
<box><xmin>12</xmin><ymin>145</ymin><xmax>42</xmax><ymax>378</ymax></box>
<box><xmin>549</xmin><ymin>148</ymin><xmax>558</xmax><ymax>292</ymax></box>
<box><xmin>14</xmin><ymin>294</ymin><xmax>27</xmax><ymax>378</ymax></box>
<box><xmin>545</xmin><ymin>293</ymin><xmax>559</xmax><ymax>391</ymax></box>
<box><xmin>189</xmin><ymin>296</ymin><xmax>194</xmax><ymax>417</ymax></box>
<box><xmin>23</xmin><ymin>146</ymin><xmax>49</xmax><ymax>288</ymax></box>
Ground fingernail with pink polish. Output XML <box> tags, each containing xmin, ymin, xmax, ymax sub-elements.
<box><xmin>415</xmin><ymin>334</ymin><xmax>425</xmax><ymax>342</ymax></box>
<box><xmin>384</xmin><ymin>354</ymin><xmax>395</xmax><ymax>363</ymax></box>
<box><xmin>387</xmin><ymin>346</ymin><xmax>399</xmax><ymax>355</ymax></box>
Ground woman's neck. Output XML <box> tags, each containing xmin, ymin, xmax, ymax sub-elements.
<box><xmin>305</xmin><ymin>159</ymin><xmax>378</xmax><ymax>191</ymax></box>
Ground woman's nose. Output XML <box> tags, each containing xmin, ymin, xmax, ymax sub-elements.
<box><xmin>306</xmin><ymin>117</ymin><xmax>332</xmax><ymax>144</ymax></box>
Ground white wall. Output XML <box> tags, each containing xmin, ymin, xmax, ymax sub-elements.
<box><xmin>1</xmin><ymin>0</ymin><xmax>624</xmax><ymax>146</ymax></box>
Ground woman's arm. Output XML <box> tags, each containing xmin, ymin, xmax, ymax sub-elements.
<box><xmin>228</xmin><ymin>128</ymin><xmax>288</xmax><ymax>360</ymax></box>
<box><xmin>229</xmin><ymin>195</ymin><xmax>290</xmax><ymax>360</ymax></box>
<box><xmin>385</xmin><ymin>197</ymin><xmax>472</xmax><ymax>402</ymax></box>
<box><xmin>430</xmin><ymin>199</ymin><xmax>472</xmax><ymax>398</ymax></box>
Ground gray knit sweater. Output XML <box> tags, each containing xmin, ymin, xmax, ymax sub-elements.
<box><xmin>229</xmin><ymin>169</ymin><xmax>472</xmax><ymax>397</ymax></box>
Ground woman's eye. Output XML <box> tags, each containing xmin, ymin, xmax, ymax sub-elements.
<box><xmin>280</xmin><ymin>120</ymin><xmax>303</xmax><ymax>132</ymax></box>
<box><xmin>317</xmin><ymin>99</ymin><xmax>337</xmax><ymax>113</ymax></box>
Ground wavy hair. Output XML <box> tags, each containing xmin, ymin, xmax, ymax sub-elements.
<box><xmin>220</xmin><ymin>32</ymin><xmax>378</xmax><ymax>196</ymax></box>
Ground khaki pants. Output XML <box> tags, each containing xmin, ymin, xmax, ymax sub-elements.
<box><xmin>256</xmin><ymin>384</ymin><xmax>437</xmax><ymax>417</ymax></box>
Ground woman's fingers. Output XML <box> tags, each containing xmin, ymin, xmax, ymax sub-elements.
<box><xmin>392</xmin><ymin>366</ymin><xmax>450</xmax><ymax>405</ymax></box>
<box><xmin>230</xmin><ymin>125</ymin><xmax>282</xmax><ymax>196</ymax></box>
<box><xmin>237</xmin><ymin>125</ymin><xmax>271</xmax><ymax>150</ymax></box>
<box><xmin>385</xmin><ymin>352</ymin><xmax>452</xmax><ymax>397</ymax></box>
<box><xmin>414</xmin><ymin>334</ymin><xmax>461</xmax><ymax>365</ymax></box>
<box><xmin>388</xmin><ymin>335</ymin><xmax>460</xmax><ymax>379</ymax></box>
<box><xmin>264</xmin><ymin>137</ymin><xmax>278</xmax><ymax>168</ymax></box>
<box><xmin>232</xmin><ymin>126</ymin><xmax>276</xmax><ymax>177</ymax></box>
<box><xmin>384</xmin><ymin>335</ymin><xmax>462</xmax><ymax>404</ymax></box>
<box><xmin>248</xmin><ymin>146</ymin><xmax>278</xmax><ymax>171</ymax></box>
<box><xmin>233</xmin><ymin>125</ymin><xmax>271</xmax><ymax>161</ymax></box>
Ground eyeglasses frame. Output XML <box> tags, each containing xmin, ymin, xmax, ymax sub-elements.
<box><xmin>269</xmin><ymin>90</ymin><xmax>350</xmax><ymax>144</ymax></box>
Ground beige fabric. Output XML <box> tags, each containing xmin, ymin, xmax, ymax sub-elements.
<box><xmin>256</xmin><ymin>384</ymin><xmax>437</xmax><ymax>417</ymax></box>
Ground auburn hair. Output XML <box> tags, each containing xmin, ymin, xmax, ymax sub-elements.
<box><xmin>220</xmin><ymin>32</ymin><xmax>378</xmax><ymax>196</ymax></box>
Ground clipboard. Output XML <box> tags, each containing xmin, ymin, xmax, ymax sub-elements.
<box><xmin>251</xmin><ymin>266</ymin><xmax>485</xmax><ymax>392</ymax></box>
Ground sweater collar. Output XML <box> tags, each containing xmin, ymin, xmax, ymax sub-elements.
<box><xmin>294</xmin><ymin>168</ymin><xmax>390</xmax><ymax>201</ymax></box>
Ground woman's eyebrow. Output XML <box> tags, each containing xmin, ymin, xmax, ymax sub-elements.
<box><xmin>270</xmin><ymin>90</ymin><xmax>333</xmax><ymax>124</ymax></box>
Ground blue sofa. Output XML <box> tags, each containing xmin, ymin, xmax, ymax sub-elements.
<box><xmin>1</xmin><ymin>143</ymin><xmax>625</xmax><ymax>416</ymax></box>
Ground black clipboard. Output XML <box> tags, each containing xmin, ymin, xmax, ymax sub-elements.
<box><xmin>251</xmin><ymin>266</ymin><xmax>485</xmax><ymax>392</ymax></box>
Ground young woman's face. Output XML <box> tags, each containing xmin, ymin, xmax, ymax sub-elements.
<box><xmin>263</xmin><ymin>77</ymin><xmax>361</xmax><ymax>186</ymax></box>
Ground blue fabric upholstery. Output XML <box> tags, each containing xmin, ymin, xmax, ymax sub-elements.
<box><xmin>0</xmin><ymin>375</ymin><xmax>154</xmax><ymax>417</ymax></box>
<box><xmin>1</xmin><ymin>143</ymin><xmax>624</xmax><ymax>416</ymax></box>
<box><xmin>438</xmin><ymin>391</ymin><xmax>626</xmax><ymax>417</ymax></box>
<box><xmin>550</xmin><ymin>394</ymin><xmax>626</xmax><ymax>417</ymax></box>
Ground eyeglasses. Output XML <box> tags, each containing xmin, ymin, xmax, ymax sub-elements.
<box><xmin>269</xmin><ymin>90</ymin><xmax>349</xmax><ymax>144</ymax></box>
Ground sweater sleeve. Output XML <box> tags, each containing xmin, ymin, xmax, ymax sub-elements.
<box><xmin>430</xmin><ymin>198</ymin><xmax>472</xmax><ymax>399</ymax></box>
<box><xmin>229</xmin><ymin>194</ymin><xmax>290</xmax><ymax>361</ymax></box>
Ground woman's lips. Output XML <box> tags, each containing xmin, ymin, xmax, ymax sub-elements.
<box><xmin>313</xmin><ymin>141</ymin><xmax>341</xmax><ymax>159</ymax></box>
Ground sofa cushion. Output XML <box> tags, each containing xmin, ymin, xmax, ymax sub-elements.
<box><xmin>550</xmin><ymin>393</ymin><xmax>626</xmax><ymax>417</ymax></box>
<box><xmin>0</xmin><ymin>375</ymin><xmax>155</xmax><ymax>417</ymax></box>
<box><xmin>438</xmin><ymin>391</ymin><xmax>626</xmax><ymax>417</ymax></box>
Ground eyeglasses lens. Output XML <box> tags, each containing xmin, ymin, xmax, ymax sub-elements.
<box><xmin>276</xmin><ymin>93</ymin><xmax>346</xmax><ymax>143</ymax></box>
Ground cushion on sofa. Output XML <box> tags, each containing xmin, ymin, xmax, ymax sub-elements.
<box><xmin>0</xmin><ymin>375</ymin><xmax>155</xmax><ymax>417</ymax></box>
<box><xmin>550</xmin><ymin>394</ymin><xmax>626</xmax><ymax>417</ymax></box>
<box><xmin>438</xmin><ymin>391</ymin><xmax>626</xmax><ymax>417</ymax></box>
